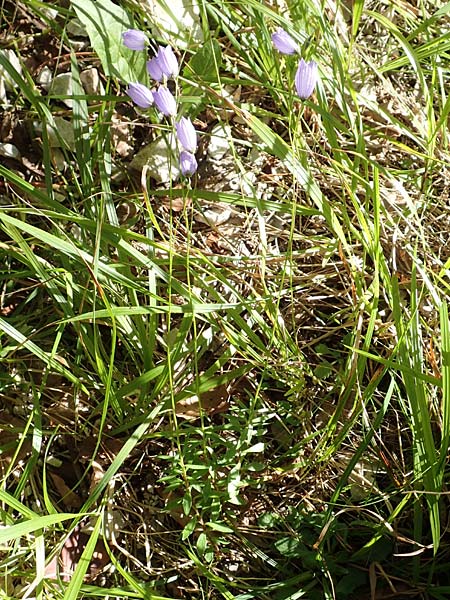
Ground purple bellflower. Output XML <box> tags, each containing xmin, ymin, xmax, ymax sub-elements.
<box><xmin>271</xmin><ymin>27</ymin><xmax>298</xmax><ymax>55</ymax></box>
<box><xmin>126</xmin><ymin>82</ymin><xmax>154</xmax><ymax>108</ymax></box>
<box><xmin>122</xmin><ymin>29</ymin><xmax>147</xmax><ymax>51</ymax></box>
<box><xmin>157</xmin><ymin>46</ymin><xmax>179</xmax><ymax>79</ymax></box>
<box><xmin>153</xmin><ymin>86</ymin><xmax>177</xmax><ymax>116</ymax></box>
<box><xmin>176</xmin><ymin>117</ymin><xmax>197</xmax><ymax>153</ymax></box>
<box><xmin>147</xmin><ymin>57</ymin><xmax>164</xmax><ymax>82</ymax></box>
<box><xmin>147</xmin><ymin>46</ymin><xmax>179</xmax><ymax>82</ymax></box>
<box><xmin>295</xmin><ymin>59</ymin><xmax>318</xmax><ymax>99</ymax></box>
<box><xmin>179</xmin><ymin>151</ymin><xmax>198</xmax><ymax>176</ymax></box>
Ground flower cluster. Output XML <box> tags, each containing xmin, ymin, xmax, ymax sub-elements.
<box><xmin>122</xmin><ymin>29</ymin><xmax>198</xmax><ymax>177</ymax></box>
<box><xmin>271</xmin><ymin>27</ymin><xmax>318</xmax><ymax>100</ymax></box>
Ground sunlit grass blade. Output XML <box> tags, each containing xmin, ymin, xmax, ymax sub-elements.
<box><xmin>391</xmin><ymin>272</ymin><xmax>441</xmax><ymax>551</ymax></box>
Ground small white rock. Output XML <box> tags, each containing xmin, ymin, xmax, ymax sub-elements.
<box><xmin>70</xmin><ymin>223</ymin><xmax>83</xmax><ymax>241</ymax></box>
<box><xmin>80</xmin><ymin>67</ymin><xmax>101</xmax><ymax>95</ymax></box>
<box><xmin>195</xmin><ymin>205</ymin><xmax>231</xmax><ymax>226</ymax></box>
<box><xmin>207</xmin><ymin>123</ymin><xmax>232</xmax><ymax>160</ymax></box>
<box><xmin>36</xmin><ymin>66</ymin><xmax>53</xmax><ymax>91</ymax></box>
<box><xmin>111</xmin><ymin>113</ymin><xmax>134</xmax><ymax>158</ymax></box>
<box><xmin>0</xmin><ymin>143</ymin><xmax>20</xmax><ymax>159</ymax></box>
<box><xmin>49</xmin><ymin>72</ymin><xmax>73</xmax><ymax>108</ymax></box>
<box><xmin>129</xmin><ymin>136</ymin><xmax>180</xmax><ymax>183</ymax></box>
<box><xmin>71</xmin><ymin>40</ymin><xmax>87</xmax><ymax>53</ymax></box>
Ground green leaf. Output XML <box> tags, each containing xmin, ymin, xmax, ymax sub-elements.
<box><xmin>71</xmin><ymin>0</ymin><xmax>146</xmax><ymax>83</ymax></box>
<box><xmin>206</xmin><ymin>521</ymin><xmax>234</xmax><ymax>533</ymax></box>
<box><xmin>196</xmin><ymin>532</ymin><xmax>207</xmax><ymax>555</ymax></box>
<box><xmin>314</xmin><ymin>363</ymin><xmax>333</xmax><ymax>379</ymax></box>
<box><xmin>258</xmin><ymin>512</ymin><xmax>281</xmax><ymax>529</ymax></box>
<box><xmin>182</xmin><ymin>518</ymin><xmax>197</xmax><ymax>540</ymax></box>
<box><xmin>187</xmin><ymin>38</ymin><xmax>222</xmax><ymax>79</ymax></box>
<box><xmin>274</xmin><ymin>536</ymin><xmax>307</xmax><ymax>559</ymax></box>
<box><xmin>182</xmin><ymin>492</ymin><xmax>192</xmax><ymax>516</ymax></box>
<box><xmin>351</xmin><ymin>0</ymin><xmax>365</xmax><ymax>39</ymax></box>
<box><xmin>336</xmin><ymin>569</ymin><xmax>367</xmax><ymax>596</ymax></box>
<box><xmin>0</xmin><ymin>490</ymin><xmax>40</xmax><ymax>520</ymax></box>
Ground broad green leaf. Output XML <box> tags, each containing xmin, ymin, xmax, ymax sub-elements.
<box><xmin>71</xmin><ymin>0</ymin><xmax>146</xmax><ymax>83</ymax></box>
<box><xmin>188</xmin><ymin>38</ymin><xmax>222</xmax><ymax>79</ymax></box>
<box><xmin>182</xmin><ymin>518</ymin><xmax>197</xmax><ymax>540</ymax></box>
<box><xmin>206</xmin><ymin>522</ymin><xmax>234</xmax><ymax>533</ymax></box>
<box><xmin>196</xmin><ymin>532</ymin><xmax>207</xmax><ymax>554</ymax></box>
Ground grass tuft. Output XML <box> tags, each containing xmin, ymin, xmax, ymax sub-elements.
<box><xmin>1</xmin><ymin>0</ymin><xmax>450</xmax><ymax>597</ymax></box>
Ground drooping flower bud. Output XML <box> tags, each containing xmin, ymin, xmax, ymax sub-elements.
<box><xmin>179</xmin><ymin>151</ymin><xmax>198</xmax><ymax>176</ymax></box>
<box><xmin>176</xmin><ymin>117</ymin><xmax>197</xmax><ymax>153</ymax></box>
<box><xmin>126</xmin><ymin>82</ymin><xmax>154</xmax><ymax>108</ymax></box>
<box><xmin>147</xmin><ymin>46</ymin><xmax>179</xmax><ymax>82</ymax></box>
<box><xmin>153</xmin><ymin>86</ymin><xmax>177</xmax><ymax>116</ymax></box>
<box><xmin>122</xmin><ymin>29</ymin><xmax>147</xmax><ymax>51</ymax></box>
<box><xmin>295</xmin><ymin>59</ymin><xmax>318</xmax><ymax>99</ymax></box>
<box><xmin>147</xmin><ymin>57</ymin><xmax>164</xmax><ymax>82</ymax></box>
<box><xmin>156</xmin><ymin>46</ymin><xmax>179</xmax><ymax>79</ymax></box>
<box><xmin>271</xmin><ymin>27</ymin><xmax>298</xmax><ymax>55</ymax></box>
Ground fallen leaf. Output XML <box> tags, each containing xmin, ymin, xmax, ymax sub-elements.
<box><xmin>45</xmin><ymin>523</ymin><xmax>109</xmax><ymax>582</ymax></box>
<box><xmin>48</xmin><ymin>471</ymin><xmax>82</xmax><ymax>509</ymax></box>
<box><xmin>88</xmin><ymin>461</ymin><xmax>105</xmax><ymax>495</ymax></box>
<box><xmin>161</xmin><ymin>195</ymin><xmax>191</xmax><ymax>212</ymax></box>
<box><xmin>176</xmin><ymin>384</ymin><xmax>229</xmax><ymax>419</ymax></box>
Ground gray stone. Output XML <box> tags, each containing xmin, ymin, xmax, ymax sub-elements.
<box><xmin>50</xmin><ymin>73</ymin><xmax>73</xmax><ymax>108</ymax></box>
<box><xmin>129</xmin><ymin>136</ymin><xmax>180</xmax><ymax>183</ymax></box>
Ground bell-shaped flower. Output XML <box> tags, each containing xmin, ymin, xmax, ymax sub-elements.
<box><xmin>147</xmin><ymin>46</ymin><xmax>178</xmax><ymax>81</ymax></box>
<box><xmin>156</xmin><ymin>46</ymin><xmax>179</xmax><ymax>79</ymax></box>
<box><xmin>126</xmin><ymin>82</ymin><xmax>154</xmax><ymax>108</ymax></box>
<box><xmin>122</xmin><ymin>29</ymin><xmax>147</xmax><ymax>51</ymax></box>
<box><xmin>179</xmin><ymin>151</ymin><xmax>197</xmax><ymax>176</ymax></box>
<box><xmin>153</xmin><ymin>86</ymin><xmax>177</xmax><ymax>116</ymax></box>
<box><xmin>147</xmin><ymin>57</ymin><xmax>164</xmax><ymax>82</ymax></box>
<box><xmin>295</xmin><ymin>58</ymin><xmax>318</xmax><ymax>99</ymax></box>
<box><xmin>176</xmin><ymin>117</ymin><xmax>197</xmax><ymax>153</ymax></box>
<box><xmin>271</xmin><ymin>27</ymin><xmax>298</xmax><ymax>55</ymax></box>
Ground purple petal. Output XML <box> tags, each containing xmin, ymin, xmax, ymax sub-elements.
<box><xmin>126</xmin><ymin>82</ymin><xmax>154</xmax><ymax>108</ymax></box>
<box><xmin>147</xmin><ymin>57</ymin><xmax>164</xmax><ymax>82</ymax></box>
<box><xmin>295</xmin><ymin>59</ymin><xmax>318</xmax><ymax>99</ymax></box>
<box><xmin>176</xmin><ymin>117</ymin><xmax>197</xmax><ymax>153</ymax></box>
<box><xmin>153</xmin><ymin>86</ymin><xmax>177</xmax><ymax>116</ymax></box>
<box><xmin>156</xmin><ymin>46</ymin><xmax>179</xmax><ymax>79</ymax></box>
<box><xmin>122</xmin><ymin>29</ymin><xmax>147</xmax><ymax>51</ymax></box>
<box><xmin>179</xmin><ymin>151</ymin><xmax>197</xmax><ymax>176</ymax></box>
<box><xmin>271</xmin><ymin>28</ymin><xmax>298</xmax><ymax>55</ymax></box>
